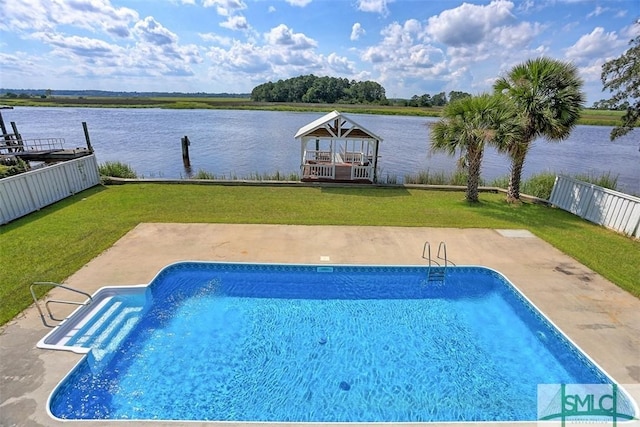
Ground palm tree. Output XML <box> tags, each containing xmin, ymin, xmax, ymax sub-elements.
<box><xmin>431</xmin><ymin>94</ymin><xmax>522</xmax><ymax>202</ymax></box>
<box><xmin>494</xmin><ymin>57</ymin><xmax>585</xmax><ymax>202</ymax></box>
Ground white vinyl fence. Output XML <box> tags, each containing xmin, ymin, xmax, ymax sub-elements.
<box><xmin>549</xmin><ymin>175</ymin><xmax>640</xmax><ymax>238</ymax></box>
<box><xmin>0</xmin><ymin>154</ymin><xmax>100</xmax><ymax>225</ymax></box>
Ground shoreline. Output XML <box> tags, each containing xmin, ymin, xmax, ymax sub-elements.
<box><xmin>0</xmin><ymin>98</ymin><xmax>630</xmax><ymax>127</ymax></box>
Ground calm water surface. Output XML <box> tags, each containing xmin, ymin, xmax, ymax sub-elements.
<box><xmin>3</xmin><ymin>107</ymin><xmax>638</xmax><ymax>195</ymax></box>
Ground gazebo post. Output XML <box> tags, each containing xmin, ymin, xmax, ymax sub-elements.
<box><xmin>301</xmin><ymin>138</ymin><xmax>306</xmax><ymax>178</ymax></box>
<box><xmin>372</xmin><ymin>140</ymin><xmax>379</xmax><ymax>183</ymax></box>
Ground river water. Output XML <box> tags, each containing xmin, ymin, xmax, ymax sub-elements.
<box><xmin>3</xmin><ymin>107</ymin><xmax>638</xmax><ymax>195</ymax></box>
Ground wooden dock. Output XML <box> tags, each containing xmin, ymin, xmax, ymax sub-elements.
<box><xmin>7</xmin><ymin>147</ymin><xmax>93</xmax><ymax>162</ymax></box>
<box><xmin>0</xmin><ymin>111</ymin><xmax>94</xmax><ymax>164</ymax></box>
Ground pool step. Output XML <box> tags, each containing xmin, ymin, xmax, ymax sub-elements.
<box><xmin>64</xmin><ymin>294</ymin><xmax>147</xmax><ymax>361</ymax></box>
<box><xmin>66</xmin><ymin>298</ymin><xmax>124</xmax><ymax>347</ymax></box>
<box><xmin>429</xmin><ymin>267</ymin><xmax>446</xmax><ymax>282</ymax></box>
<box><xmin>71</xmin><ymin>302</ymin><xmax>144</xmax><ymax>349</ymax></box>
<box><xmin>87</xmin><ymin>310</ymin><xmax>144</xmax><ymax>371</ymax></box>
<box><xmin>37</xmin><ymin>285</ymin><xmax>150</xmax><ymax>356</ymax></box>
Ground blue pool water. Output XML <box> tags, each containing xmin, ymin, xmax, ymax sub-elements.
<box><xmin>49</xmin><ymin>263</ymin><xmax>628</xmax><ymax>422</ymax></box>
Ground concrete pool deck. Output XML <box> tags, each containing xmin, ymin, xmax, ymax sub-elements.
<box><xmin>1</xmin><ymin>223</ymin><xmax>639</xmax><ymax>427</ymax></box>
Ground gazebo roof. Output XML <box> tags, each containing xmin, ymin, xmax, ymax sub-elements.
<box><xmin>294</xmin><ymin>110</ymin><xmax>383</xmax><ymax>141</ymax></box>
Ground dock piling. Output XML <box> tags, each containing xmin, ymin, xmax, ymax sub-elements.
<box><xmin>82</xmin><ymin>122</ymin><xmax>94</xmax><ymax>153</ymax></box>
<box><xmin>181</xmin><ymin>136</ymin><xmax>191</xmax><ymax>168</ymax></box>
<box><xmin>10</xmin><ymin>122</ymin><xmax>21</xmax><ymax>143</ymax></box>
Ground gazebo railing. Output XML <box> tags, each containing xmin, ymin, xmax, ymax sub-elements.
<box><xmin>304</xmin><ymin>150</ymin><xmax>332</xmax><ymax>163</ymax></box>
<box><xmin>351</xmin><ymin>164</ymin><xmax>372</xmax><ymax>180</ymax></box>
<box><xmin>343</xmin><ymin>152</ymin><xmax>363</xmax><ymax>163</ymax></box>
<box><xmin>302</xmin><ymin>164</ymin><xmax>334</xmax><ymax>179</ymax></box>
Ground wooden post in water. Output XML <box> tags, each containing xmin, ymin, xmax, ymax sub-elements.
<box><xmin>181</xmin><ymin>136</ymin><xmax>191</xmax><ymax>168</ymax></box>
<box><xmin>10</xmin><ymin>122</ymin><xmax>22</xmax><ymax>152</ymax></box>
<box><xmin>82</xmin><ymin>122</ymin><xmax>94</xmax><ymax>153</ymax></box>
<box><xmin>0</xmin><ymin>111</ymin><xmax>9</xmax><ymax>141</ymax></box>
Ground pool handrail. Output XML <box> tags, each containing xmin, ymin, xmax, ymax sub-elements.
<box><xmin>30</xmin><ymin>282</ymin><xmax>93</xmax><ymax>328</ymax></box>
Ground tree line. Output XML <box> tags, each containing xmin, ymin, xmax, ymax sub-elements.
<box><xmin>250</xmin><ymin>75</ymin><xmax>387</xmax><ymax>104</ymax></box>
<box><xmin>402</xmin><ymin>91</ymin><xmax>471</xmax><ymax>107</ymax></box>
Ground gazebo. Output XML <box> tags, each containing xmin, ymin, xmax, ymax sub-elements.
<box><xmin>294</xmin><ymin>110</ymin><xmax>382</xmax><ymax>183</ymax></box>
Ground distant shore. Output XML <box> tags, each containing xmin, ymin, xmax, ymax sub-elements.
<box><xmin>0</xmin><ymin>96</ymin><xmax>629</xmax><ymax>127</ymax></box>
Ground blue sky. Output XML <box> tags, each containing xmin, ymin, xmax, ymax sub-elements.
<box><xmin>0</xmin><ymin>0</ymin><xmax>638</xmax><ymax>104</ymax></box>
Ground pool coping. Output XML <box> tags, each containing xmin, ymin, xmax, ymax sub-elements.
<box><xmin>1</xmin><ymin>223</ymin><xmax>639</xmax><ymax>426</ymax></box>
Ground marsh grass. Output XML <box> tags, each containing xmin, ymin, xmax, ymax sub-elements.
<box><xmin>574</xmin><ymin>172</ymin><xmax>619</xmax><ymax>190</ymax></box>
<box><xmin>406</xmin><ymin>170</ymin><xmax>619</xmax><ymax>200</ymax></box>
<box><xmin>404</xmin><ymin>170</ymin><xmax>472</xmax><ymax>186</ymax></box>
<box><xmin>191</xmin><ymin>169</ymin><xmax>217</xmax><ymax>180</ymax></box>
<box><xmin>189</xmin><ymin>170</ymin><xmax>300</xmax><ymax>181</ymax></box>
<box><xmin>98</xmin><ymin>161</ymin><xmax>137</xmax><ymax>178</ymax></box>
<box><xmin>246</xmin><ymin>171</ymin><xmax>300</xmax><ymax>181</ymax></box>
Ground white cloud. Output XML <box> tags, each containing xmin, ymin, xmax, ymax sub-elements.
<box><xmin>614</xmin><ymin>10</ymin><xmax>627</xmax><ymax>18</ymax></box>
<box><xmin>268</xmin><ymin>6</ymin><xmax>276</xmax><ymax>13</ymax></box>
<box><xmin>202</xmin><ymin>0</ymin><xmax>247</xmax><ymax>16</ymax></box>
<box><xmin>264</xmin><ymin>24</ymin><xmax>317</xmax><ymax>49</ymax></box>
<box><xmin>380</xmin><ymin>20</ymin><xmax>426</xmax><ymax>47</ymax></box>
<box><xmin>565</xmin><ymin>27</ymin><xmax>624</xmax><ymax>64</ymax></box>
<box><xmin>491</xmin><ymin>21</ymin><xmax>543</xmax><ymax>50</ymax></box>
<box><xmin>201</xmin><ymin>33</ymin><xmax>367</xmax><ymax>89</ymax></box>
<box><xmin>285</xmin><ymin>0</ymin><xmax>312</xmax><ymax>6</ymax></box>
<box><xmin>518</xmin><ymin>0</ymin><xmax>535</xmax><ymax>12</ymax></box>
<box><xmin>32</xmin><ymin>32</ymin><xmax>120</xmax><ymax>58</ymax></box>
<box><xmin>208</xmin><ymin>42</ymin><xmax>270</xmax><ymax>73</ymax></box>
<box><xmin>587</xmin><ymin>6</ymin><xmax>608</xmax><ymax>18</ymax></box>
<box><xmin>577</xmin><ymin>60</ymin><xmax>605</xmax><ymax>82</ymax></box>
<box><xmin>421</xmin><ymin>1</ymin><xmax>545</xmax><ymax>78</ymax></box>
<box><xmin>357</xmin><ymin>0</ymin><xmax>393</xmax><ymax>16</ymax></box>
<box><xmin>0</xmin><ymin>52</ymin><xmax>34</xmax><ymax>72</ymax></box>
<box><xmin>23</xmin><ymin>14</ymin><xmax>203</xmax><ymax>80</ymax></box>
<box><xmin>350</xmin><ymin>23</ymin><xmax>365</xmax><ymax>41</ymax></box>
<box><xmin>326</xmin><ymin>52</ymin><xmax>356</xmax><ymax>74</ymax></box>
<box><xmin>426</xmin><ymin>0</ymin><xmax>516</xmax><ymax>46</ymax></box>
<box><xmin>358</xmin><ymin>0</ymin><xmax>551</xmax><ymax>99</ymax></box>
<box><xmin>360</xmin><ymin>19</ymin><xmax>446</xmax><ymax>85</ymax></box>
<box><xmin>220</xmin><ymin>15</ymin><xmax>250</xmax><ymax>31</ymax></box>
<box><xmin>623</xmin><ymin>20</ymin><xmax>640</xmax><ymax>38</ymax></box>
<box><xmin>0</xmin><ymin>0</ymin><xmax>139</xmax><ymax>36</ymax></box>
<box><xmin>134</xmin><ymin>17</ymin><xmax>178</xmax><ymax>45</ymax></box>
<box><xmin>199</xmin><ymin>32</ymin><xmax>233</xmax><ymax>46</ymax></box>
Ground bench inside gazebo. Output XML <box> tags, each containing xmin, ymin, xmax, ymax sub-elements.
<box><xmin>295</xmin><ymin>110</ymin><xmax>382</xmax><ymax>183</ymax></box>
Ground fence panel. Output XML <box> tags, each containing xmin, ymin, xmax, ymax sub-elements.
<box><xmin>549</xmin><ymin>175</ymin><xmax>640</xmax><ymax>238</ymax></box>
<box><xmin>0</xmin><ymin>154</ymin><xmax>100</xmax><ymax>224</ymax></box>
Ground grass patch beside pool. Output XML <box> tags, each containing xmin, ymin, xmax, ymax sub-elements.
<box><xmin>1</xmin><ymin>184</ymin><xmax>638</xmax><ymax>325</ymax></box>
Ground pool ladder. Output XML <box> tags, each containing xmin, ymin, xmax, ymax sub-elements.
<box><xmin>422</xmin><ymin>241</ymin><xmax>453</xmax><ymax>282</ymax></box>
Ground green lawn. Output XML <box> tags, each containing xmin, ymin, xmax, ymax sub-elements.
<box><xmin>1</xmin><ymin>184</ymin><xmax>638</xmax><ymax>326</ymax></box>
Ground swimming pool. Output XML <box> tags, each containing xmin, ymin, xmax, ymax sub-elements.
<box><xmin>47</xmin><ymin>262</ymin><xmax>635</xmax><ymax>422</ymax></box>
